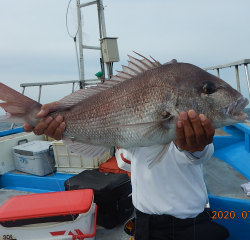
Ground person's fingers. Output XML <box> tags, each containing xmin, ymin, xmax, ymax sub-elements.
<box><xmin>37</xmin><ymin>102</ymin><xmax>57</xmax><ymax>118</ymax></box>
<box><xmin>23</xmin><ymin>124</ymin><xmax>34</xmax><ymax>132</ymax></box>
<box><xmin>43</xmin><ymin>115</ymin><xmax>63</xmax><ymax>138</ymax></box>
<box><xmin>180</xmin><ymin>111</ymin><xmax>196</xmax><ymax>152</ymax></box>
<box><xmin>33</xmin><ymin>116</ymin><xmax>53</xmax><ymax>135</ymax></box>
<box><xmin>187</xmin><ymin>110</ymin><xmax>206</xmax><ymax>151</ymax></box>
<box><xmin>199</xmin><ymin>114</ymin><xmax>215</xmax><ymax>144</ymax></box>
<box><xmin>175</xmin><ymin>121</ymin><xmax>187</xmax><ymax>149</ymax></box>
<box><xmin>23</xmin><ymin>102</ymin><xmax>59</xmax><ymax>136</ymax></box>
<box><xmin>53</xmin><ymin>122</ymin><xmax>66</xmax><ymax>140</ymax></box>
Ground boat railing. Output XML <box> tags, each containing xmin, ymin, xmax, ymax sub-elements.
<box><xmin>204</xmin><ymin>59</ymin><xmax>250</xmax><ymax>98</ymax></box>
<box><xmin>8</xmin><ymin>78</ymin><xmax>102</xmax><ymax>130</ymax></box>
<box><xmin>20</xmin><ymin>79</ymin><xmax>102</xmax><ymax>103</ymax></box>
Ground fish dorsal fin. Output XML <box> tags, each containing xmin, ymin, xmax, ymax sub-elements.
<box><xmin>52</xmin><ymin>52</ymin><xmax>162</xmax><ymax>111</ymax></box>
<box><xmin>51</xmin><ymin>80</ymin><xmax>122</xmax><ymax>111</ymax></box>
<box><xmin>110</xmin><ymin>51</ymin><xmax>162</xmax><ymax>80</ymax></box>
<box><xmin>51</xmin><ymin>88</ymin><xmax>98</xmax><ymax>111</ymax></box>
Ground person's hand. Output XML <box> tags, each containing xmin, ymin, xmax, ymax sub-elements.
<box><xmin>174</xmin><ymin>110</ymin><xmax>215</xmax><ymax>153</ymax></box>
<box><xmin>23</xmin><ymin>102</ymin><xmax>66</xmax><ymax>140</ymax></box>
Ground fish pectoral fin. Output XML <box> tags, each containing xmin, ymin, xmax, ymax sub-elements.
<box><xmin>62</xmin><ymin>136</ymin><xmax>110</xmax><ymax>158</ymax></box>
<box><xmin>146</xmin><ymin>143</ymin><xmax>171</xmax><ymax>169</ymax></box>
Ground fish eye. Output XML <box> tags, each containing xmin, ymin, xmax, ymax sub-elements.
<box><xmin>202</xmin><ymin>81</ymin><xmax>216</xmax><ymax>94</ymax></box>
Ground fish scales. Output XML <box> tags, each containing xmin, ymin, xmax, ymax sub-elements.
<box><xmin>56</xmin><ymin>67</ymin><xmax>174</xmax><ymax>148</ymax></box>
<box><xmin>0</xmin><ymin>52</ymin><xmax>249</xmax><ymax>163</ymax></box>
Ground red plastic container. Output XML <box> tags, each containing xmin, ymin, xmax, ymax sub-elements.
<box><xmin>0</xmin><ymin>189</ymin><xmax>97</xmax><ymax>240</ymax></box>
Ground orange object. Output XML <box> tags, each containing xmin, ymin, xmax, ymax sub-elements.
<box><xmin>99</xmin><ymin>156</ymin><xmax>131</xmax><ymax>177</ymax></box>
<box><xmin>0</xmin><ymin>189</ymin><xmax>93</xmax><ymax>222</ymax></box>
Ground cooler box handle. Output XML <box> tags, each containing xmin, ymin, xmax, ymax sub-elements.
<box><xmin>18</xmin><ymin>139</ymin><xmax>28</xmax><ymax>145</ymax></box>
<box><xmin>73</xmin><ymin>205</ymin><xmax>98</xmax><ymax>240</ymax></box>
<box><xmin>49</xmin><ymin>145</ymin><xmax>54</xmax><ymax>156</ymax></box>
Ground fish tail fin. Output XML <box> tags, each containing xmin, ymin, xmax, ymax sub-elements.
<box><xmin>0</xmin><ymin>83</ymin><xmax>42</xmax><ymax>125</ymax></box>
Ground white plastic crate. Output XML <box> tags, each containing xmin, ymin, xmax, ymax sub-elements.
<box><xmin>52</xmin><ymin>141</ymin><xmax>111</xmax><ymax>172</ymax></box>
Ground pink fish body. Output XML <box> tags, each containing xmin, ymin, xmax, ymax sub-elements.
<box><xmin>0</xmin><ymin>53</ymin><xmax>248</xmax><ymax>166</ymax></box>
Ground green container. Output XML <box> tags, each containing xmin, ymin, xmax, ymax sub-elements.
<box><xmin>95</xmin><ymin>71</ymin><xmax>103</xmax><ymax>78</ymax></box>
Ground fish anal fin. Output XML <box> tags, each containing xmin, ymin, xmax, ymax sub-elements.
<box><xmin>62</xmin><ymin>135</ymin><xmax>110</xmax><ymax>158</ymax></box>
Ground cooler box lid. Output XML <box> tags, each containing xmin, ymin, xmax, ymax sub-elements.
<box><xmin>0</xmin><ymin>189</ymin><xmax>93</xmax><ymax>222</ymax></box>
<box><xmin>64</xmin><ymin>169</ymin><xmax>130</xmax><ymax>194</ymax></box>
<box><xmin>13</xmin><ymin>140</ymin><xmax>51</xmax><ymax>156</ymax></box>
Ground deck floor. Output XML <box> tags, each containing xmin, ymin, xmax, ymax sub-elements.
<box><xmin>203</xmin><ymin>156</ymin><xmax>250</xmax><ymax>200</ymax></box>
<box><xmin>0</xmin><ymin>189</ymin><xmax>35</xmax><ymax>207</ymax></box>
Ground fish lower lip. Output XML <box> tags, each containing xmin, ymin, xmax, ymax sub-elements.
<box><xmin>234</xmin><ymin>97</ymin><xmax>249</xmax><ymax>114</ymax></box>
<box><xmin>231</xmin><ymin>111</ymin><xmax>248</xmax><ymax>121</ymax></box>
<box><xmin>228</xmin><ymin>97</ymin><xmax>249</xmax><ymax>121</ymax></box>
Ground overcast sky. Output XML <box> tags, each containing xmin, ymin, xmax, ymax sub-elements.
<box><xmin>0</xmin><ymin>0</ymin><xmax>250</xmax><ymax>115</ymax></box>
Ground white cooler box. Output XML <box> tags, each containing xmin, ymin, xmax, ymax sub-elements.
<box><xmin>13</xmin><ymin>140</ymin><xmax>56</xmax><ymax>176</ymax></box>
<box><xmin>0</xmin><ymin>189</ymin><xmax>97</xmax><ymax>240</ymax></box>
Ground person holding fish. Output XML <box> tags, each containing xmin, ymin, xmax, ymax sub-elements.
<box><xmin>23</xmin><ymin>105</ymin><xmax>229</xmax><ymax>240</ymax></box>
<box><xmin>3</xmin><ymin>53</ymin><xmax>247</xmax><ymax>240</ymax></box>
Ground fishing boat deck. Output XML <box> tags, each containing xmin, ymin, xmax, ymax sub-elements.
<box><xmin>203</xmin><ymin>156</ymin><xmax>250</xmax><ymax>200</ymax></box>
<box><xmin>206</xmin><ymin>124</ymin><xmax>250</xmax><ymax>200</ymax></box>
<box><xmin>0</xmin><ymin>189</ymin><xmax>35</xmax><ymax>207</ymax></box>
<box><xmin>215</xmin><ymin>128</ymin><xmax>231</xmax><ymax>136</ymax></box>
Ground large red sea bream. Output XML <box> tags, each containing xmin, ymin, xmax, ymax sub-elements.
<box><xmin>0</xmin><ymin>53</ymin><xmax>249</xmax><ymax>166</ymax></box>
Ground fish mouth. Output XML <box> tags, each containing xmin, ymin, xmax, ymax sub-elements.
<box><xmin>220</xmin><ymin>97</ymin><xmax>249</xmax><ymax>121</ymax></box>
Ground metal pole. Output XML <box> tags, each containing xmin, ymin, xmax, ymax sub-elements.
<box><xmin>74</xmin><ymin>37</ymin><xmax>81</xmax><ymax>81</ymax></box>
<box><xmin>82</xmin><ymin>45</ymin><xmax>101</xmax><ymax>50</ymax></box>
<box><xmin>98</xmin><ymin>0</ymin><xmax>110</xmax><ymax>77</ymax></box>
<box><xmin>98</xmin><ymin>0</ymin><xmax>107</xmax><ymax>37</ymax></box>
<box><xmin>96</xmin><ymin>0</ymin><xmax>105</xmax><ymax>79</ymax></box>
<box><xmin>244</xmin><ymin>64</ymin><xmax>250</xmax><ymax>99</ymax></box>
<box><xmin>235</xmin><ymin>65</ymin><xmax>241</xmax><ymax>92</ymax></box>
<box><xmin>72</xmin><ymin>82</ymin><xmax>75</xmax><ymax>93</ymax></box>
<box><xmin>216</xmin><ymin>68</ymin><xmax>220</xmax><ymax>78</ymax></box>
<box><xmin>76</xmin><ymin>0</ymin><xmax>85</xmax><ymax>89</ymax></box>
<box><xmin>80</xmin><ymin>0</ymin><xmax>96</xmax><ymax>8</ymax></box>
<box><xmin>38</xmin><ymin>85</ymin><xmax>42</xmax><ymax>103</ymax></box>
<box><xmin>22</xmin><ymin>87</ymin><xmax>25</xmax><ymax>94</ymax></box>
<box><xmin>96</xmin><ymin>0</ymin><xmax>103</xmax><ymax>39</ymax></box>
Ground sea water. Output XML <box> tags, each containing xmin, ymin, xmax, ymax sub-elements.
<box><xmin>0</xmin><ymin>122</ymin><xmax>22</xmax><ymax>131</ymax></box>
